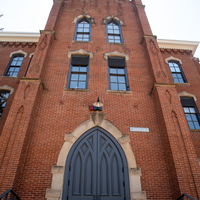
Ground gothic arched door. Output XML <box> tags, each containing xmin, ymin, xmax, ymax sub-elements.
<box><xmin>62</xmin><ymin>127</ymin><xmax>130</xmax><ymax>200</ymax></box>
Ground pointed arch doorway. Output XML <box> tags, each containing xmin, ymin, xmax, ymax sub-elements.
<box><xmin>62</xmin><ymin>127</ymin><xmax>131</xmax><ymax>200</ymax></box>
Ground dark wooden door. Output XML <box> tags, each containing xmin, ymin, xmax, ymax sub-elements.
<box><xmin>62</xmin><ymin>127</ymin><xmax>130</xmax><ymax>200</ymax></box>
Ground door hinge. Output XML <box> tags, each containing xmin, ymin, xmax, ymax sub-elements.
<box><xmin>122</xmin><ymin>167</ymin><xmax>124</xmax><ymax>172</ymax></box>
<box><xmin>97</xmin><ymin>195</ymin><xmax>101</xmax><ymax>200</ymax></box>
<box><xmin>123</xmin><ymin>181</ymin><xmax>125</xmax><ymax>187</ymax></box>
<box><xmin>68</xmin><ymin>180</ymin><xmax>70</xmax><ymax>185</ymax></box>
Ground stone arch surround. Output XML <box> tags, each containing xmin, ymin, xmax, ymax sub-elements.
<box><xmin>45</xmin><ymin>112</ymin><xmax>146</xmax><ymax>200</ymax></box>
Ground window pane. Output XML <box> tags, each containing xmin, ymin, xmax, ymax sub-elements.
<box><xmin>169</xmin><ymin>63</ymin><xmax>173</xmax><ymax>67</ymax></box>
<box><xmin>12</xmin><ymin>73</ymin><xmax>18</xmax><ymax>77</ymax></box>
<box><xmin>108</xmin><ymin>39</ymin><xmax>114</xmax><ymax>43</ymax></box>
<box><xmin>119</xmin><ymin>84</ymin><xmax>126</xmax><ymax>91</ymax></box>
<box><xmin>78</xmin><ymin>28</ymin><xmax>83</xmax><ymax>32</ymax></box>
<box><xmin>184</xmin><ymin>108</ymin><xmax>189</xmax><ymax>113</ymax></box>
<box><xmin>194</xmin><ymin>122</ymin><xmax>200</xmax><ymax>129</ymax></box>
<box><xmin>108</xmin><ymin>36</ymin><xmax>114</xmax><ymax>39</ymax></box>
<box><xmin>110</xmin><ymin>76</ymin><xmax>117</xmax><ymax>82</ymax></box>
<box><xmin>175</xmin><ymin>67</ymin><xmax>180</xmax><ymax>72</ymax></box>
<box><xmin>80</xmin><ymin>67</ymin><xmax>87</xmax><ymax>72</ymax></box>
<box><xmin>185</xmin><ymin>114</ymin><xmax>192</xmax><ymax>121</ymax></box>
<box><xmin>191</xmin><ymin>115</ymin><xmax>197</xmax><ymax>121</ymax></box>
<box><xmin>177</xmin><ymin>74</ymin><xmax>182</xmax><ymax>78</ymax></box>
<box><xmin>83</xmin><ymin>28</ymin><xmax>89</xmax><ymax>33</ymax></box>
<box><xmin>111</xmin><ymin>83</ymin><xmax>118</xmax><ymax>90</ymax></box>
<box><xmin>9</xmin><ymin>67</ymin><xmax>14</xmax><ymax>71</ymax></box>
<box><xmin>70</xmin><ymin>81</ymin><xmax>78</xmax><ymax>88</ymax></box>
<box><xmin>189</xmin><ymin>108</ymin><xmax>195</xmax><ymax>113</ymax></box>
<box><xmin>108</xmin><ymin>30</ymin><xmax>114</xmax><ymax>34</ymax></box>
<box><xmin>115</xmin><ymin>40</ymin><xmax>121</xmax><ymax>43</ymax></box>
<box><xmin>72</xmin><ymin>67</ymin><xmax>79</xmax><ymax>72</ymax></box>
<box><xmin>16</xmin><ymin>61</ymin><xmax>23</xmax><ymax>66</ymax></box>
<box><xmin>117</xmin><ymin>69</ymin><xmax>125</xmax><ymax>74</ymax></box>
<box><xmin>188</xmin><ymin>122</ymin><xmax>195</xmax><ymax>129</ymax></box>
<box><xmin>110</xmin><ymin>68</ymin><xmax>117</xmax><ymax>74</ymax></box>
<box><xmin>174</xmin><ymin>78</ymin><xmax>179</xmax><ymax>83</ymax></box>
<box><xmin>114</xmin><ymin>30</ymin><xmax>120</xmax><ymax>34</ymax></box>
<box><xmin>179</xmin><ymin>79</ymin><xmax>184</xmax><ymax>83</ymax></box>
<box><xmin>170</xmin><ymin>67</ymin><xmax>175</xmax><ymax>72</ymax></box>
<box><xmin>118</xmin><ymin>76</ymin><xmax>125</xmax><ymax>83</ymax></box>
<box><xmin>71</xmin><ymin>74</ymin><xmax>78</xmax><ymax>80</ymax></box>
<box><xmin>79</xmin><ymin>74</ymin><xmax>86</xmax><ymax>81</ymax></box>
<box><xmin>11</xmin><ymin>61</ymin><xmax>17</xmax><ymax>66</ymax></box>
<box><xmin>78</xmin><ymin>82</ymin><xmax>86</xmax><ymax>89</ymax></box>
<box><xmin>84</xmin><ymin>23</ymin><xmax>89</xmax><ymax>28</ymax></box>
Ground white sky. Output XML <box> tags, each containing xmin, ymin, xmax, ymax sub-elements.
<box><xmin>0</xmin><ymin>0</ymin><xmax>200</xmax><ymax>58</ymax></box>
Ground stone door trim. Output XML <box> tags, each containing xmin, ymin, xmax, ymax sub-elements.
<box><xmin>45</xmin><ymin>112</ymin><xmax>146</xmax><ymax>200</ymax></box>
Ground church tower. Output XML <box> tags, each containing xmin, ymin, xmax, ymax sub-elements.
<box><xmin>0</xmin><ymin>0</ymin><xmax>200</xmax><ymax>200</ymax></box>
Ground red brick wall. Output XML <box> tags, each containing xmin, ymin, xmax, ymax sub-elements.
<box><xmin>0</xmin><ymin>0</ymin><xmax>200</xmax><ymax>199</ymax></box>
<box><xmin>0</xmin><ymin>43</ymin><xmax>36</xmax><ymax>134</ymax></box>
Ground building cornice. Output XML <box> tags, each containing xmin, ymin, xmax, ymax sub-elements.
<box><xmin>157</xmin><ymin>39</ymin><xmax>199</xmax><ymax>55</ymax></box>
<box><xmin>0</xmin><ymin>32</ymin><xmax>40</xmax><ymax>43</ymax></box>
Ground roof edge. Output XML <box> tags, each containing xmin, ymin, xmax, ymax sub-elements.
<box><xmin>157</xmin><ymin>39</ymin><xmax>199</xmax><ymax>55</ymax></box>
<box><xmin>0</xmin><ymin>32</ymin><xmax>40</xmax><ymax>42</ymax></box>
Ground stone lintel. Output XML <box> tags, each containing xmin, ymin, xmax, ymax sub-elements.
<box><xmin>130</xmin><ymin>167</ymin><xmax>142</xmax><ymax>176</ymax></box>
<box><xmin>51</xmin><ymin>165</ymin><xmax>64</xmax><ymax>173</ymax></box>
<box><xmin>19</xmin><ymin>78</ymin><xmax>44</xmax><ymax>89</ymax></box>
<box><xmin>151</xmin><ymin>83</ymin><xmax>176</xmax><ymax>95</ymax></box>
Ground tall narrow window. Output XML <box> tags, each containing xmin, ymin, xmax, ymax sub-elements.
<box><xmin>108</xmin><ymin>57</ymin><xmax>129</xmax><ymax>91</ymax></box>
<box><xmin>75</xmin><ymin>18</ymin><xmax>91</xmax><ymax>41</ymax></box>
<box><xmin>0</xmin><ymin>90</ymin><xmax>10</xmax><ymax>119</ymax></box>
<box><xmin>181</xmin><ymin>97</ymin><xmax>200</xmax><ymax>130</ymax></box>
<box><xmin>4</xmin><ymin>54</ymin><xmax>24</xmax><ymax>77</ymax></box>
<box><xmin>67</xmin><ymin>55</ymin><xmax>89</xmax><ymax>89</ymax></box>
<box><xmin>107</xmin><ymin>20</ymin><xmax>123</xmax><ymax>43</ymax></box>
<box><xmin>168</xmin><ymin>61</ymin><xmax>187</xmax><ymax>83</ymax></box>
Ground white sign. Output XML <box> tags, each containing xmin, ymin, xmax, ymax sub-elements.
<box><xmin>130</xmin><ymin>127</ymin><xmax>149</xmax><ymax>132</ymax></box>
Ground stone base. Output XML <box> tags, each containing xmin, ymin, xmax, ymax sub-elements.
<box><xmin>131</xmin><ymin>191</ymin><xmax>147</xmax><ymax>200</ymax></box>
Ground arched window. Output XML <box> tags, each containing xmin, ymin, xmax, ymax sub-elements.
<box><xmin>107</xmin><ymin>20</ymin><xmax>123</xmax><ymax>43</ymax></box>
<box><xmin>0</xmin><ymin>90</ymin><xmax>10</xmax><ymax>119</ymax></box>
<box><xmin>4</xmin><ymin>54</ymin><xmax>24</xmax><ymax>77</ymax></box>
<box><xmin>168</xmin><ymin>60</ymin><xmax>187</xmax><ymax>83</ymax></box>
<box><xmin>75</xmin><ymin>18</ymin><xmax>91</xmax><ymax>41</ymax></box>
<box><xmin>181</xmin><ymin>97</ymin><xmax>200</xmax><ymax>129</ymax></box>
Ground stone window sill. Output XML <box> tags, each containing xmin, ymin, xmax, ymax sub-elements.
<box><xmin>64</xmin><ymin>88</ymin><xmax>90</xmax><ymax>92</ymax></box>
<box><xmin>190</xmin><ymin>129</ymin><xmax>200</xmax><ymax>132</ymax></box>
<box><xmin>1</xmin><ymin>76</ymin><xmax>18</xmax><ymax>79</ymax></box>
<box><xmin>72</xmin><ymin>40</ymin><xmax>93</xmax><ymax>43</ymax></box>
<box><xmin>106</xmin><ymin>90</ymin><xmax>132</xmax><ymax>94</ymax></box>
<box><xmin>105</xmin><ymin>42</ymin><xmax>125</xmax><ymax>45</ymax></box>
<box><xmin>175</xmin><ymin>82</ymin><xmax>190</xmax><ymax>86</ymax></box>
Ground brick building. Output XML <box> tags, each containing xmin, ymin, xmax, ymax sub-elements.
<box><xmin>0</xmin><ymin>0</ymin><xmax>200</xmax><ymax>200</ymax></box>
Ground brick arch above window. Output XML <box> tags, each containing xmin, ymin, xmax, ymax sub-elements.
<box><xmin>9</xmin><ymin>50</ymin><xmax>28</xmax><ymax>58</ymax></box>
<box><xmin>104</xmin><ymin>50</ymin><xmax>129</xmax><ymax>60</ymax></box>
<box><xmin>72</xmin><ymin>13</ymin><xmax>95</xmax><ymax>24</ymax></box>
<box><xmin>0</xmin><ymin>85</ymin><xmax>14</xmax><ymax>94</ymax></box>
<box><xmin>178</xmin><ymin>91</ymin><xmax>197</xmax><ymax>101</ymax></box>
<box><xmin>67</xmin><ymin>49</ymin><xmax>93</xmax><ymax>59</ymax></box>
<box><xmin>165</xmin><ymin>56</ymin><xmax>182</xmax><ymax>64</ymax></box>
<box><xmin>102</xmin><ymin>15</ymin><xmax>125</xmax><ymax>26</ymax></box>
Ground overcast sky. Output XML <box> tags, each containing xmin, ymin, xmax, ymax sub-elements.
<box><xmin>0</xmin><ymin>0</ymin><xmax>200</xmax><ymax>58</ymax></box>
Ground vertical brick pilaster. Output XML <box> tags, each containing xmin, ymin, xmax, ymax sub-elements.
<box><xmin>0</xmin><ymin>80</ymin><xmax>42</xmax><ymax>193</ymax></box>
<box><xmin>135</xmin><ymin>2</ymin><xmax>152</xmax><ymax>36</ymax></box>
<box><xmin>144</xmin><ymin>36</ymin><xmax>170</xmax><ymax>84</ymax></box>
<box><xmin>154</xmin><ymin>86</ymin><xmax>200</xmax><ymax>199</ymax></box>
<box><xmin>45</xmin><ymin>0</ymin><xmax>64</xmax><ymax>31</ymax></box>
